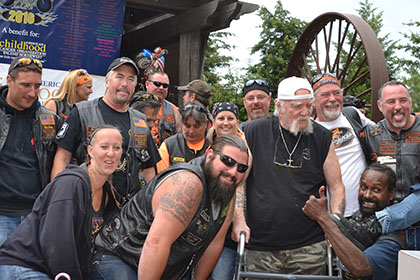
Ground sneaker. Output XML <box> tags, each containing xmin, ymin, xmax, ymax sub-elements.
<box><xmin>330</xmin><ymin>213</ymin><xmax>381</xmax><ymax>251</ymax></box>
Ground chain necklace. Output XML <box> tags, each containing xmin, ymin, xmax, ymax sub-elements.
<box><xmin>279</xmin><ymin>124</ymin><xmax>302</xmax><ymax>167</ymax></box>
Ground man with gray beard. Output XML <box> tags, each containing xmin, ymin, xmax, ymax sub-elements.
<box><xmin>313</xmin><ymin>73</ymin><xmax>374</xmax><ymax>217</ymax></box>
<box><xmin>233</xmin><ymin>76</ymin><xmax>345</xmax><ymax>276</ymax></box>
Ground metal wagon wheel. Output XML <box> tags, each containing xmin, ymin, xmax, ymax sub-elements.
<box><xmin>286</xmin><ymin>12</ymin><xmax>389</xmax><ymax>121</ymax></box>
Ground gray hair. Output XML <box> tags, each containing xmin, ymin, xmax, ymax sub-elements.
<box><xmin>378</xmin><ymin>81</ymin><xmax>410</xmax><ymax>105</ymax></box>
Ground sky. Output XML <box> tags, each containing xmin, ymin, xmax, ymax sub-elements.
<box><xmin>221</xmin><ymin>0</ymin><xmax>419</xmax><ymax>74</ymax></box>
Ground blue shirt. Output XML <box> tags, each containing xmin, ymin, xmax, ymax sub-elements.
<box><xmin>363</xmin><ymin>239</ymin><xmax>401</xmax><ymax>280</ymax></box>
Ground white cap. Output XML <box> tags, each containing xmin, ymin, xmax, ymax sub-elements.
<box><xmin>277</xmin><ymin>76</ymin><xmax>314</xmax><ymax>100</ymax></box>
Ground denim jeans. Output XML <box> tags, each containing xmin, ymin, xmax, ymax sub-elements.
<box><xmin>209</xmin><ymin>246</ymin><xmax>236</xmax><ymax>280</ymax></box>
<box><xmin>0</xmin><ymin>215</ymin><xmax>26</xmax><ymax>246</ymax></box>
<box><xmin>0</xmin><ymin>265</ymin><xmax>50</xmax><ymax>280</ymax></box>
<box><xmin>88</xmin><ymin>252</ymin><xmax>137</xmax><ymax>280</ymax></box>
<box><xmin>376</xmin><ymin>191</ymin><xmax>420</xmax><ymax>234</ymax></box>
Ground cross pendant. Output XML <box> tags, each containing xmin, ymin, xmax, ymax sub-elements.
<box><xmin>286</xmin><ymin>158</ymin><xmax>293</xmax><ymax>167</ymax></box>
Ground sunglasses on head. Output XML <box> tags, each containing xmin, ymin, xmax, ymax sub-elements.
<box><xmin>11</xmin><ymin>57</ymin><xmax>43</xmax><ymax>72</ymax></box>
<box><xmin>149</xmin><ymin>80</ymin><xmax>169</xmax><ymax>89</ymax></box>
<box><xmin>214</xmin><ymin>150</ymin><xmax>248</xmax><ymax>173</ymax></box>
<box><xmin>136</xmin><ymin>93</ymin><xmax>160</xmax><ymax>102</ymax></box>
<box><xmin>245</xmin><ymin>79</ymin><xmax>269</xmax><ymax>88</ymax></box>
<box><xmin>183</xmin><ymin>103</ymin><xmax>208</xmax><ymax>114</ymax></box>
<box><xmin>311</xmin><ymin>73</ymin><xmax>337</xmax><ymax>87</ymax></box>
<box><xmin>77</xmin><ymin>69</ymin><xmax>88</xmax><ymax>76</ymax></box>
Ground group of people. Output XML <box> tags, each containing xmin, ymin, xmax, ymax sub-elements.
<box><xmin>0</xmin><ymin>54</ymin><xmax>419</xmax><ymax>280</ymax></box>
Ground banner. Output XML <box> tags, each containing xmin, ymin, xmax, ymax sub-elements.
<box><xmin>0</xmin><ymin>0</ymin><xmax>125</xmax><ymax>76</ymax></box>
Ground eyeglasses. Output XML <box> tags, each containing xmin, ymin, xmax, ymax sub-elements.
<box><xmin>273</xmin><ymin>135</ymin><xmax>303</xmax><ymax>169</ymax></box>
<box><xmin>77</xmin><ymin>69</ymin><xmax>88</xmax><ymax>76</ymax></box>
<box><xmin>214</xmin><ymin>151</ymin><xmax>248</xmax><ymax>173</ymax></box>
<box><xmin>183</xmin><ymin>103</ymin><xmax>208</xmax><ymax>114</ymax></box>
<box><xmin>245</xmin><ymin>79</ymin><xmax>269</xmax><ymax>88</ymax></box>
<box><xmin>311</xmin><ymin>73</ymin><xmax>337</xmax><ymax>87</ymax></box>
<box><xmin>10</xmin><ymin>57</ymin><xmax>43</xmax><ymax>72</ymax></box>
<box><xmin>149</xmin><ymin>80</ymin><xmax>169</xmax><ymax>89</ymax></box>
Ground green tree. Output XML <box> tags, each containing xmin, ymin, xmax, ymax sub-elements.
<box><xmin>246</xmin><ymin>1</ymin><xmax>307</xmax><ymax>96</ymax></box>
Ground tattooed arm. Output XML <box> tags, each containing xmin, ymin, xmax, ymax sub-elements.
<box><xmin>323</xmin><ymin>141</ymin><xmax>346</xmax><ymax>214</ymax></box>
<box><xmin>138</xmin><ymin>171</ymin><xmax>203</xmax><ymax>280</ymax></box>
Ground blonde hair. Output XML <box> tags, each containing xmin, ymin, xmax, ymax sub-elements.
<box><xmin>46</xmin><ymin>69</ymin><xmax>92</xmax><ymax>106</ymax></box>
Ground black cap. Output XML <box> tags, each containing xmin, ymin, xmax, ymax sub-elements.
<box><xmin>107</xmin><ymin>57</ymin><xmax>139</xmax><ymax>75</ymax></box>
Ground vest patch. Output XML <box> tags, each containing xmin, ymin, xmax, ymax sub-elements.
<box><xmin>133</xmin><ymin>133</ymin><xmax>147</xmax><ymax>147</ymax></box>
<box><xmin>132</xmin><ymin>117</ymin><xmax>147</xmax><ymax>128</ymax></box>
<box><xmin>181</xmin><ymin>232</ymin><xmax>202</xmax><ymax>246</ymax></box>
<box><xmin>42</xmin><ymin>124</ymin><xmax>56</xmax><ymax>138</ymax></box>
<box><xmin>405</xmin><ymin>131</ymin><xmax>420</xmax><ymax>143</ymax></box>
<box><xmin>40</xmin><ymin>114</ymin><xmax>55</xmax><ymax>125</ymax></box>
<box><xmin>56</xmin><ymin>122</ymin><xmax>68</xmax><ymax>139</ymax></box>
<box><xmin>172</xmin><ymin>157</ymin><xmax>185</xmax><ymax>162</ymax></box>
<box><xmin>164</xmin><ymin>113</ymin><xmax>175</xmax><ymax>123</ymax></box>
<box><xmin>379</xmin><ymin>140</ymin><xmax>397</xmax><ymax>154</ymax></box>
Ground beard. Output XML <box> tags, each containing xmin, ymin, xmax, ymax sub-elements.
<box><xmin>323</xmin><ymin>102</ymin><xmax>341</xmax><ymax>120</ymax></box>
<box><xmin>358</xmin><ymin>196</ymin><xmax>388</xmax><ymax>218</ymax></box>
<box><xmin>204</xmin><ymin>159</ymin><xmax>238</xmax><ymax>207</ymax></box>
<box><xmin>290</xmin><ymin>117</ymin><xmax>313</xmax><ymax>136</ymax></box>
<box><xmin>390</xmin><ymin>109</ymin><xmax>407</xmax><ymax>128</ymax></box>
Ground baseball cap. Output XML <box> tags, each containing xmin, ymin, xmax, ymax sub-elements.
<box><xmin>107</xmin><ymin>57</ymin><xmax>139</xmax><ymax>75</ymax></box>
<box><xmin>177</xmin><ymin>80</ymin><xmax>211</xmax><ymax>97</ymax></box>
<box><xmin>277</xmin><ymin>77</ymin><xmax>313</xmax><ymax>100</ymax></box>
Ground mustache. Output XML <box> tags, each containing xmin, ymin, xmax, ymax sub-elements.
<box><xmin>325</xmin><ymin>101</ymin><xmax>340</xmax><ymax>107</ymax></box>
<box><xmin>117</xmin><ymin>87</ymin><xmax>130</xmax><ymax>93</ymax></box>
<box><xmin>220</xmin><ymin>170</ymin><xmax>237</xmax><ymax>184</ymax></box>
<box><xmin>392</xmin><ymin>109</ymin><xmax>405</xmax><ymax>116</ymax></box>
<box><xmin>360</xmin><ymin>197</ymin><xmax>379</xmax><ymax>204</ymax></box>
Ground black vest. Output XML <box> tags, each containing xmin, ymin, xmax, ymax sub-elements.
<box><xmin>164</xmin><ymin>133</ymin><xmax>210</xmax><ymax>165</ymax></box>
<box><xmin>96</xmin><ymin>158</ymin><xmax>228</xmax><ymax>279</ymax></box>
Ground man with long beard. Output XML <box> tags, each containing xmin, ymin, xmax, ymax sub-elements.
<box><xmin>303</xmin><ymin>163</ymin><xmax>405</xmax><ymax>280</ymax></box>
<box><xmin>88</xmin><ymin>134</ymin><xmax>249</xmax><ymax>280</ymax></box>
<box><xmin>233</xmin><ymin>76</ymin><xmax>345</xmax><ymax>276</ymax></box>
<box><xmin>313</xmin><ymin>73</ymin><xmax>374</xmax><ymax>217</ymax></box>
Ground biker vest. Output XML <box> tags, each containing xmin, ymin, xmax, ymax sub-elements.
<box><xmin>54</xmin><ymin>99</ymin><xmax>73</xmax><ymax>119</ymax></box>
<box><xmin>164</xmin><ymin>133</ymin><xmax>211</xmax><ymax>165</ymax></box>
<box><xmin>75</xmin><ymin>99</ymin><xmax>152</xmax><ymax>200</ymax></box>
<box><xmin>153</xmin><ymin>99</ymin><xmax>177</xmax><ymax>145</ymax></box>
<box><xmin>96</xmin><ymin>157</ymin><xmax>229</xmax><ymax>279</ymax></box>
<box><xmin>362</xmin><ymin>115</ymin><xmax>420</xmax><ymax>202</ymax></box>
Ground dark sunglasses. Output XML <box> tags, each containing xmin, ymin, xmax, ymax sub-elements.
<box><xmin>77</xmin><ymin>69</ymin><xmax>88</xmax><ymax>76</ymax></box>
<box><xmin>183</xmin><ymin>103</ymin><xmax>208</xmax><ymax>114</ymax></box>
<box><xmin>149</xmin><ymin>80</ymin><xmax>169</xmax><ymax>89</ymax></box>
<box><xmin>11</xmin><ymin>57</ymin><xmax>42</xmax><ymax>72</ymax></box>
<box><xmin>245</xmin><ymin>79</ymin><xmax>269</xmax><ymax>88</ymax></box>
<box><xmin>214</xmin><ymin>151</ymin><xmax>248</xmax><ymax>173</ymax></box>
<box><xmin>311</xmin><ymin>73</ymin><xmax>337</xmax><ymax>87</ymax></box>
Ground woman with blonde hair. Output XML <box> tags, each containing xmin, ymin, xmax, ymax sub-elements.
<box><xmin>44</xmin><ymin>69</ymin><xmax>93</xmax><ymax>118</ymax></box>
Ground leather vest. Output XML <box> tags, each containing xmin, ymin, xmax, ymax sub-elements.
<box><xmin>54</xmin><ymin>99</ymin><xmax>72</xmax><ymax>119</ymax></box>
<box><xmin>96</xmin><ymin>157</ymin><xmax>228</xmax><ymax>279</ymax></box>
<box><xmin>362</xmin><ymin>116</ymin><xmax>420</xmax><ymax>202</ymax></box>
<box><xmin>158</xmin><ymin>99</ymin><xmax>177</xmax><ymax>144</ymax></box>
<box><xmin>165</xmin><ymin>133</ymin><xmax>210</xmax><ymax>165</ymax></box>
<box><xmin>75</xmin><ymin>99</ymin><xmax>152</xmax><ymax>200</ymax></box>
<box><xmin>0</xmin><ymin>105</ymin><xmax>58</xmax><ymax>189</ymax></box>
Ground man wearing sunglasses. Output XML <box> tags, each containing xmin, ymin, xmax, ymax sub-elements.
<box><xmin>240</xmin><ymin>79</ymin><xmax>271</xmax><ymax>132</ymax></box>
<box><xmin>313</xmin><ymin>73</ymin><xmax>374</xmax><ymax>218</ymax></box>
<box><xmin>145</xmin><ymin>71</ymin><xmax>180</xmax><ymax>146</ymax></box>
<box><xmin>52</xmin><ymin>57</ymin><xmax>160</xmax><ymax>206</ymax></box>
<box><xmin>233</xmin><ymin>76</ymin><xmax>345</xmax><ymax>276</ymax></box>
<box><xmin>89</xmin><ymin>135</ymin><xmax>249</xmax><ymax>279</ymax></box>
<box><xmin>0</xmin><ymin>56</ymin><xmax>59</xmax><ymax>245</ymax></box>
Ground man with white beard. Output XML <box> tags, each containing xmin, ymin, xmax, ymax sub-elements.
<box><xmin>233</xmin><ymin>76</ymin><xmax>345</xmax><ymax>276</ymax></box>
<box><xmin>313</xmin><ymin>73</ymin><xmax>374</xmax><ymax>217</ymax></box>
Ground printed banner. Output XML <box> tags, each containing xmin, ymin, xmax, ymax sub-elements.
<box><xmin>0</xmin><ymin>0</ymin><xmax>125</xmax><ymax>76</ymax></box>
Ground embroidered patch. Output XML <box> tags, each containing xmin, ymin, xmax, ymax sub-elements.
<box><xmin>40</xmin><ymin>114</ymin><xmax>55</xmax><ymax>125</ymax></box>
<box><xmin>172</xmin><ymin>157</ymin><xmax>185</xmax><ymax>162</ymax></box>
<box><xmin>406</xmin><ymin>131</ymin><xmax>420</xmax><ymax>143</ymax></box>
<box><xmin>87</xmin><ymin>126</ymin><xmax>96</xmax><ymax>141</ymax></box>
<box><xmin>181</xmin><ymin>232</ymin><xmax>202</xmax><ymax>246</ymax></box>
<box><xmin>369</xmin><ymin>126</ymin><xmax>383</xmax><ymax>136</ymax></box>
<box><xmin>56</xmin><ymin>122</ymin><xmax>69</xmax><ymax>139</ymax></box>
<box><xmin>379</xmin><ymin>140</ymin><xmax>397</xmax><ymax>154</ymax></box>
<box><xmin>164</xmin><ymin>113</ymin><xmax>175</xmax><ymax>123</ymax></box>
<box><xmin>133</xmin><ymin>133</ymin><xmax>147</xmax><ymax>147</ymax></box>
<box><xmin>42</xmin><ymin>124</ymin><xmax>56</xmax><ymax>138</ymax></box>
<box><xmin>132</xmin><ymin>118</ymin><xmax>147</xmax><ymax>128</ymax></box>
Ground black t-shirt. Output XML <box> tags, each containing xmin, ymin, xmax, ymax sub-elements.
<box><xmin>55</xmin><ymin>98</ymin><xmax>160</xmax><ymax>199</ymax></box>
<box><xmin>245</xmin><ymin>115</ymin><xmax>332</xmax><ymax>251</ymax></box>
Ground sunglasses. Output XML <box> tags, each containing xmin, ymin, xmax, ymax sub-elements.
<box><xmin>214</xmin><ymin>151</ymin><xmax>248</xmax><ymax>173</ymax></box>
<box><xmin>183</xmin><ymin>103</ymin><xmax>208</xmax><ymax>114</ymax></box>
<box><xmin>311</xmin><ymin>73</ymin><xmax>337</xmax><ymax>87</ymax></box>
<box><xmin>273</xmin><ymin>136</ymin><xmax>303</xmax><ymax>169</ymax></box>
<box><xmin>149</xmin><ymin>80</ymin><xmax>169</xmax><ymax>89</ymax></box>
<box><xmin>245</xmin><ymin>79</ymin><xmax>269</xmax><ymax>88</ymax></box>
<box><xmin>77</xmin><ymin>69</ymin><xmax>88</xmax><ymax>76</ymax></box>
<box><xmin>10</xmin><ymin>57</ymin><xmax>43</xmax><ymax>72</ymax></box>
<box><xmin>135</xmin><ymin>93</ymin><xmax>160</xmax><ymax>102</ymax></box>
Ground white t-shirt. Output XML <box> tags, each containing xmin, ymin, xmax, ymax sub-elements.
<box><xmin>316</xmin><ymin>107</ymin><xmax>375</xmax><ymax>216</ymax></box>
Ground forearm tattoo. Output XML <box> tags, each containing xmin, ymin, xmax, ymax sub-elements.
<box><xmin>158</xmin><ymin>172</ymin><xmax>202</xmax><ymax>227</ymax></box>
<box><xmin>235</xmin><ymin>188</ymin><xmax>246</xmax><ymax>209</ymax></box>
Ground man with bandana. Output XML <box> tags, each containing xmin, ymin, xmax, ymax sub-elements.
<box><xmin>233</xmin><ymin>76</ymin><xmax>345</xmax><ymax>276</ymax></box>
<box><xmin>313</xmin><ymin>73</ymin><xmax>374</xmax><ymax>217</ymax></box>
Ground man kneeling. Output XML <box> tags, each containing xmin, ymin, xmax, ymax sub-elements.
<box><xmin>303</xmin><ymin>163</ymin><xmax>405</xmax><ymax>280</ymax></box>
<box><xmin>90</xmin><ymin>134</ymin><xmax>249</xmax><ymax>280</ymax></box>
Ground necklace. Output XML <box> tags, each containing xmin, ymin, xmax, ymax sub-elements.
<box><xmin>279</xmin><ymin>124</ymin><xmax>302</xmax><ymax>167</ymax></box>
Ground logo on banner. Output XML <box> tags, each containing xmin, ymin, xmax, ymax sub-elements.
<box><xmin>0</xmin><ymin>1</ymin><xmax>57</xmax><ymax>26</ymax></box>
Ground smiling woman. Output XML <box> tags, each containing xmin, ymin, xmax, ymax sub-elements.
<box><xmin>0</xmin><ymin>125</ymin><xmax>123</xmax><ymax>279</ymax></box>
